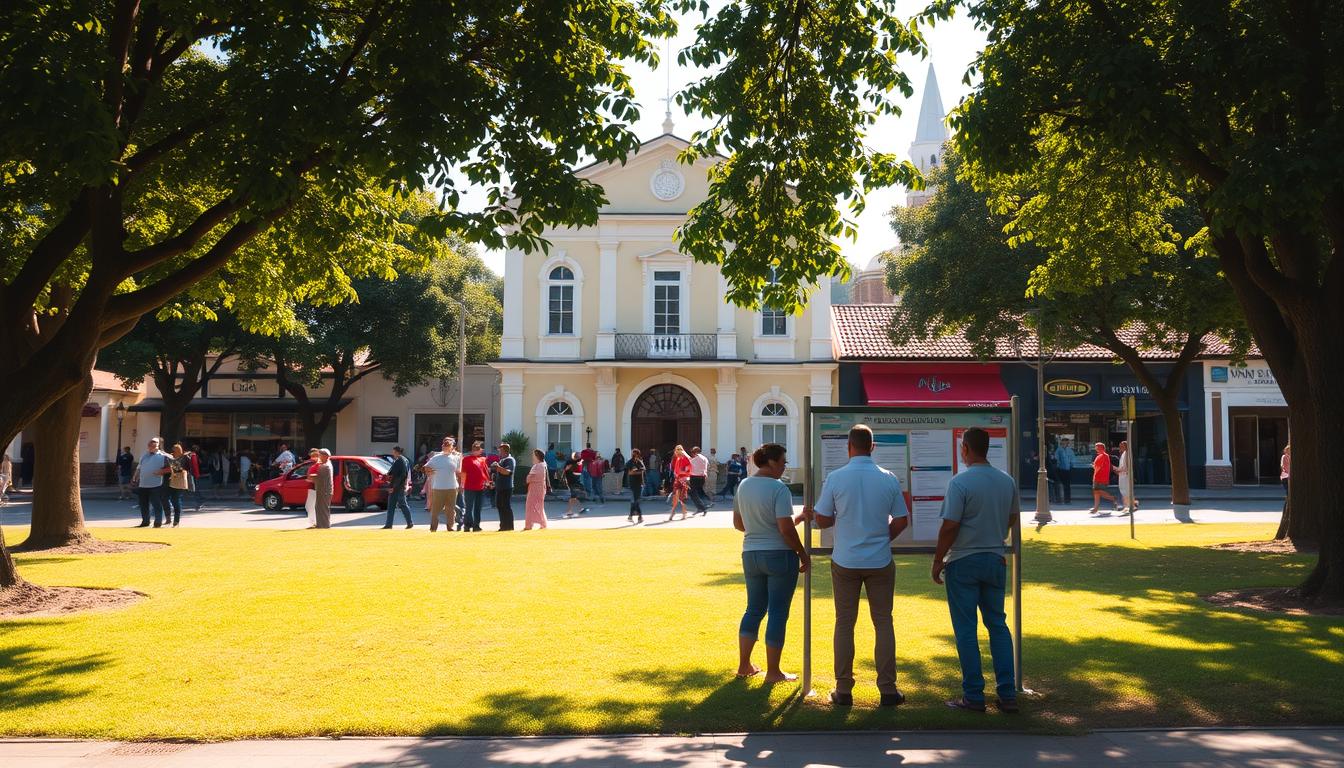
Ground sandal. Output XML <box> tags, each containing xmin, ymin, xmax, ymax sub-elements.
<box><xmin>945</xmin><ymin>697</ymin><xmax>986</xmax><ymax>712</ymax></box>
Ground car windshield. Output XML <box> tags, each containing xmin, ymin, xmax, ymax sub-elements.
<box><xmin>364</xmin><ymin>457</ymin><xmax>391</xmax><ymax>474</ymax></box>
<box><xmin>287</xmin><ymin>461</ymin><xmax>314</xmax><ymax>479</ymax></box>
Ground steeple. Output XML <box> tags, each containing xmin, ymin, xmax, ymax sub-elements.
<box><xmin>907</xmin><ymin>63</ymin><xmax>949</xmax><ymax>207</ymax></box>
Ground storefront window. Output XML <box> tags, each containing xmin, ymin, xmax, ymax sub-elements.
<box><xmin>413</xmin><ymin>413</ymin><xmax>485</xmax><ymax>460</ymax></box>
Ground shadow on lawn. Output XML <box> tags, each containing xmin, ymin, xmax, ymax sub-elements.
<box><xmin>0</xmin><ymin>632</ymin><xmax>113</xmax><ymax>713</ymax></box>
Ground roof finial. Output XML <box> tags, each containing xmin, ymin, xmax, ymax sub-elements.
<box><xmin>661</xmin><ymin>38</ymin><xmax>675</xmax><ymax>134</ymax></box>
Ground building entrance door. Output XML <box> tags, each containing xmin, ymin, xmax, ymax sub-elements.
<box><xmin>631</xmin><ymin>384</ymin><xmax>701</xmax><ymax>459</ymax></box>
<box><xmin>1231</xmin><ymin>415</ymin><xmax>1259</xmax><ymax>484</ymax></box>
<box><xmin>1257</xmin><ymin>416</ymin><xmax>1289</xmax><ymax>484</ymax></box>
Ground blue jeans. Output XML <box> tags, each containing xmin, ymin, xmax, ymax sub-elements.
<box><xmin>165</xmin><ymin>487</ymin><xmax>183</xmax><ymax>525</ymax></box>
<box><xmin>580</xmin><ymin>472</ymin><xmax>593</xmax><ymax>496</ymax></box>
<box><xmin>944</xmin><ymin>552</ymin><xmax>1016</xmax><ymax>703</ymax></box>
<box><xmin>386</xmin><ymin>488</ymin><xmax>412</xmax><ymax>526</ymax></box>
<box><xmin>629</xmin><ymin>478</ymin><xmax>643</xmax><ymax>514</ymax></box>
<box><xmin>739</xmin><ymin>550</ymin><xmax>800</xmax><ymax>648</ymax></box>
<box><xmin>462</xmin><ymin>489</ymin><xmax>484</xmax><ymax>530</ymax></box>
<box><xmin>644</xmin><ymin>470</ymin><xmax>661</xmax><ymax>497</ymax></box>
<box><xmin>137</xmin><ymin>486</ymin><xmax>166</xmax><ymax>526</ymax></box>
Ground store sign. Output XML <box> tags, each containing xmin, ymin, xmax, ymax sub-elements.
<box><xmin>1108</xmin><ymin>383</ymin><xmax>1150</xmax><ymax>397</ymax></box>
<box><xmin>916</xmin><ymin>376</ymin><xmax>953</xmax><ymax>394</ymax></box>
<box><xmin>1210</xmin><ymin>364</ymin><xmax>1277</xmax><ymax>386</ymax></box>
<box><xmin>219</xmin><ymin>378</ymin><xmax>280</xmax><ymax>398</ymax></box>
<box><xmin>1045</xmin><ymin>379</ymin><xmax>1092</xmax><ymax>398</ymax></box>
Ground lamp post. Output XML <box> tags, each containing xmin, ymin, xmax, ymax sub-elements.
<box><xmin>585</xmin><ymin>425</ymin><xmax>592</xmax><ymax>448</ymax></box>
<box><xmin>451</xmin><ymin>298</ymin><xmax>467</xmax><ymax>450</ymax></box>
<box><xmin>1016</xmin><ymin>311</ymin><xmax>1054</xmax><ymax>525</ymax></box>
<box><xmin>115</xmin><ymin>402</ymin><xmax>126</xmax><ymax>459</ymax></box>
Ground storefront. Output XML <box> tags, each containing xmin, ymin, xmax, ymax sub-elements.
<box><xmin>1001</xmin><ymin>362</ymin><xmax>1207</xmax><ymax>489</ymax></box>
<box><xmin>856</xmin><ymin>363</ymin><xmax>1012</xmax><ymax>408</ymax></box>
<box><xmin>1202</xmin><ymin>360</ymin><xmax>1288</xmax><ymax>488</ymax></box>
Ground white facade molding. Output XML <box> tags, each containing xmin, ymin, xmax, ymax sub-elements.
<box><xmin>97</xmin><ymin>402</ymin><xmax>112</xmax><ymax>463</ymax></box>
<box><xmin>501</xmin><ymin>248</ymin><xmax>525</xmax><ymax>358</ymax></box>
<box><xmin>596</xmin><ymin>240</ymin><xmax>619</xmax><ymax>359</ymax></box>
<box><xmin>537</xmin><ymin>250</ymin><xmax>582</xmax><ymax>360</ymax></box>
<box><xmin>750</xmin><ymin>386</ymin><xmax>800</xmax><ymax>458</ymax></box>
<box><xmin>534</xmin><ymin>384</ymin><xmax>585</xmax><ymax>456</ymax></box>
<box><xmin>500</xmin><ymin>369</ymin><xmax>526</xmax><ymax>435</ymax></box>
<box><xmin>715</xmin><ymin>366</ymin><xmax>739</xmax><ymax>457</ymax></box>
<box><xmin>809</xmin><ymin>280</ymin><xmax>834</xmax><ymax>360</ymax></box>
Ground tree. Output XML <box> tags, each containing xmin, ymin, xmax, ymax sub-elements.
<box><xmin>889</xmin><ymin>144</ymin><xmax>1246</xmax><ymax>506</ymax></box>
<box><xmin>0</xmin><ymin>0</ymin><xmax>671</xmax><ymax>589</ymax></box>
<box><xmin>951</xmin><ymin>0</ymin><xmax>1344</xmax><ymax>600</ymax></box>
<box><xmin>249</xmin><ymin>241</ymin><xmax>501</xmax><ymax>451</ymax></box>
<box><xmin>99</xmin><ymin>307</ymin><xmax>243</xmax><ymax>444</ymax></box>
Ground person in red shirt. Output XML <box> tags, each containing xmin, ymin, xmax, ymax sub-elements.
<box><xmin>460</xmin><ymin>441</ymin><xmax>491</xmax><ymax>532</ymax></box>
<box><xmin>1090</xmin><ymin>442</ymin><xmax>1121</xmax><ymax>515</ymax></box>
<box><xmin>668</xmin><ymin>444</ymin><xmax>693</xmax><ymax>521</ymax></box>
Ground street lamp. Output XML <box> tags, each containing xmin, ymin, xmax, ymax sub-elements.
<box><xmin>585</xmin><ymin>425</ymin><xmax>592</xmax><ymax>447</ymax></box>
<box><xmin>450</xmin><ymin>298</ymin><xmax>467</xmax><ymax>450</ymax></box>
<box><xmin>115</xmin><ymin>402</ymin><xmax>127</xmax><ymax>459</ymax></box>
<box><xmin>1015</xmin><ymin>311</ymin><xmax>1055</xmax><ymax>526</ymax></box>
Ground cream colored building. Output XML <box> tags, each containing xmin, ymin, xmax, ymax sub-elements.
<box><xmin>492</xmin><ymin>131</ymin><xmax>837</xmax><ymax>475</ymax></box>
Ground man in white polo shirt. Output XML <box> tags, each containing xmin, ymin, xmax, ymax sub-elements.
<box><xmin>809</xmin><ymin>424</ymin><xmax>909</xmax><ymax>707</ymax></box>
<box><xmin>688</xmin><ymin>446</ymin><xmax>712</xmax><ymax>515</ymax></box>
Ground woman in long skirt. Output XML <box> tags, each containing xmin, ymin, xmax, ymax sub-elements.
<box><xmin>524</xmin><ymin>449</ymin><xmax>549</xmax><ymax>530</ymax></box>
<box><xmin>668</xmin><ymin>444</ymin><xmax>691</xmax><ymax>521</ymax></box>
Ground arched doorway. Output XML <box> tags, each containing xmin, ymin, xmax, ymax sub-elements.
<box><xmin>631</xmin><ymin>384</ymin><xmax>701</xmax><ymax>458</ymax></box>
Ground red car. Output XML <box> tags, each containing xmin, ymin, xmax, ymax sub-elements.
<box><xmin>253</xmin><ymin>455</ymin><xmax>395</xmax><ymax>513</ymax></box>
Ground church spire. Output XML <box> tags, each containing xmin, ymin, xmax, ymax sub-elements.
<box><xmin>913</xmin><ymin>63</ymin><xmax>948</xmax><ymax>146</ymax></box>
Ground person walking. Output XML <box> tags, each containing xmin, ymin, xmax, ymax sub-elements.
<box><xmin>423</xmin><ymin>437</ymin><xmax>461</xmax><ymax>532</ymax></box>
<box><xmin>688</xmin><ymin>446</ymin><xmax>712</xmax><ymax>515</ymax></box>
<box><xmin>460</xmin><ymin>441</ymin><xmax>489</xmax><ymax>532</ymax></box>
<box><xmin>644</xmin><ymin>448</ymin><xmax>663</xmax><ymax>497</ymax></box>
<box><xmin>304</xmin><ymin>449</ymin><xmax>321</xmax><ymax>528</ymax></box>
<box><xmin>1045</xmin><ymin>438</ymin><xmax>1061</xmax><ymax>504</ymax></box>
<box><xmin>0</xmin><ymin>453</ymin><xmax>10</xmax><ymax>505</ymax></box>
<box><xmin>237</xmin><ymin>450</ymin><xmax>252</xmax><ymax>496</ymax></box>
<box><xmin>545</xmin><ymin>443</ymin><xmax>562</xmax><ymax>496</ymax></box>
<box><xmin>932</xmin><ymin>427</ymin><xmax>1020</xmax><ymax>714</ymax></box>
<box><xmin>1054</xmin><ymin>438</ymin><xmax>1075</xmax><ymax>504</ymax></box>
<box><xmin>132</xmin><ymin>438</ymin><xmax>171</xmax><ymax>528</ymax></box>
<box><xmin>524</xmin><ymin>449</ymin><xmax>550</xmax><ymax>530</ymax></box>
<box><xmin>1089</xmin><ymin>442</ymin><xmax>1122</xmax><ymax>515</ymax></box>
<box><xmin>186</xmin><ymin>444</ymin><xmax>204</xmax><ymax>512</ymax></box>
<box><xmin>625</xmin><ymin>448</ymin><xmax>646</xmax><ymax>523</ymax></box>
<box><xmin>808</xmin><ymin>424</ymin><xmax>909</xmax><ymax>708</ymax></box>
<box><xmin>383</xmin><ymin>446</ymin><xmax>415</xmax><ymax>529</ymax></box>
<box><xmin>722</xmin><ymin>453</ymin><xmax>745</xmax><ymax>497</ymax></box>
<box><xmin>668</xmin><ymin>444</ymin><xmax>692</xmax><ymax>521</ymax></box>
<box><xmin>1116</xmin><ymin>440</ymin><xmax>1138</xmax><ymax>515</ymax></box>
<box><xmin>579</xmin><ymin>443</ymin><xmax>597</xmax><ymax>498</ymax></box>
<box><xmin>115</xmin><ymin>446</ymin><xmax>135</xmax><ymax>501</ymax></box>
<box><xmin>562</xmin><ymin>451</ymin><xmax>589</xmax><ymax>518</ymax></box>
<box><xmin>166</xmin><ymin>443</ymin><xmax>191</xmax><ymax>527</ymax></box>
<box><xmin>733</xmin><ymin>442</ymin><xmax>810</xmax><ymax>682</ymax></box>
<box><xmin>586</xmin><ymin>451</ymin><xmax>607</xmax><ymax>505</ymax></box>
<box><xmin>1280</xmin><ymin>443</ymin><xmax>1291</xmax><ymax>492</ymax></box>
<box><xmin>492</xmin><ymin>442</ymin><xmax>516</xmax><ymax>531</ymax></box>
<box><xmin>313</xmin><ymin>449</ymin><xmax>334</xmax><ymax>529</ymax></box>
<box><xmin>273</xmin><ymin>443</ymin><xmax>296</xmax><ymax>477</ymax></box>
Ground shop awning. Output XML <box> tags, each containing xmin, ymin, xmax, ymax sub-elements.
<box><xmin>128</xmin><ymin>398</ymin><xmax>354</xmax><ymax>413</ymax></box>
<box><xmin>861</xmin><ymin>364</ymin><xmax>1011</xmax><ymax>408</ymax></box>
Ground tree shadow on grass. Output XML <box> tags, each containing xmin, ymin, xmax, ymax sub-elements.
<box><xmin>0</xmin><ymin>633</ymin><xmax>113</xmax><ymax>714</ymax></box>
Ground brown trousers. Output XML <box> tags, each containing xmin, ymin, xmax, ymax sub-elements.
<box><xmin>832</xmin><ymin>560</ymin><xmax>898</xmax><ymax>695</ymax></box>
<box><xmin>428</xmin><ymin>488</ymin><xmax>459</xmax><ymax>531</ymax></box>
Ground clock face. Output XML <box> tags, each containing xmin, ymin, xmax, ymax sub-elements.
<box><xmin>650</xmin><ymin>159</ymin><xmax>685</xmax><ymax>201</ymax></box>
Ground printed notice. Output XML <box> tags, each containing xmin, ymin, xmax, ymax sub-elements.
<box><xmin>909</xmin><ymin>430</ymin><xmax>953</xmax><ymax>468</ymax></box>
<box><xmin>820</xmin><ymin>434</ymin><xmax>850</xmax><ymax>480</ymax></box>
<box><xmin>911</xmin><ymin>497</ymin><xmax>945</xmax><ymax>541</ymax></box>
<box><xmin>872</xmin><ymin>432</ymin><xmax>909</xmax><ymax>481</ymax></box>
<box><xmin>911</xmin><ymin>469</ymin><xmax>953</xmax><ymax>496</ymax></box>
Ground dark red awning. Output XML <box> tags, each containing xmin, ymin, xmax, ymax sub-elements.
<box><xmin>860</xmin><ymin>364</ymin><xmax>1010</xmax><ymax>408</ymax></box>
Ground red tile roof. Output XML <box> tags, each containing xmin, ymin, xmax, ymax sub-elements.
<box><xmin>832</xmin><ymin>304</ymin><xmax>1255</xmax><ymax>361</ymax></box>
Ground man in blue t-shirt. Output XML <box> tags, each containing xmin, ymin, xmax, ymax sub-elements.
<box><xmin>1054</xmin><ymin>438</ymin><xmax>1075</xmax><ymax>503</ymax></box>
<box><xmin>933</xmin><ymin>427</ymin><xmax>1020</xmax><ymax>714</ymax></box>
<box><xmin>808</xmin><ymin>424</ymin><xmax>909</xmax><ymax>708</ymax></box>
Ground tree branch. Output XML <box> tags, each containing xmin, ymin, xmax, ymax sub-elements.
<box><xmin>105</xmin><ymin>0</ymin><xmax>141</xmax><ymax>128</ymax></box>
<box><xmin>124</xmin><ymin>112</ymin><xmax>221</xmax><ymax>176</ymax></box>
<box><xmin>331</xmin><ymin>0</ymin><xmax>389</xmax><ymax>93</ymax></box>
<box><xmin>119</xmin><ymin>196</ymin><xmax>248</xmax><ymax>274</ymax></box>
<box><xmin>6</xmin><ymin>189</ymin><xmax>93</xmax><ymax>314</ymax></box>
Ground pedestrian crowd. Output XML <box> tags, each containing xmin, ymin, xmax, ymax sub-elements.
<box><xmin>1044</xmin><ymin>436</ymin><xmax>1141</xmax><ymax>515</ymax></box>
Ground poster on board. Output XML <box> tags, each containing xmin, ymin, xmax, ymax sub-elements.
<box><xmin>810</xmin><ymin>408</ymin><xmax>1016</xmax><ymax>550</ymax></box>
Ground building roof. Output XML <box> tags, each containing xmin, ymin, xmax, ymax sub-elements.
<box><xmin>91</xmin><ymin>369</ymin><xmax>142</xmax><ymax>393</ymax></box>
<box><xmin>832</xmin><ymin>304</ymin><xmax>1253</xmax><ymax>361</ymax></box>
<box><xmin>913</xmin><ymin>63</ymin><xmax>948</xmax><ymax>146</ymax></box>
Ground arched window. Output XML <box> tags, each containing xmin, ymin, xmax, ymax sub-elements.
<box><xmin>547</xmin><ymin>266</ymin><xmax>576</xmax><ymax>334</ymax></box>
<box><xmin>930</xmin><ymin>153</ymin><xmax>938</xmax><ymax>167</ymax></box>
<box><xmin>543</xmin><ymin>399</ymin><xmax>579</xmax><ymax>455</ymax></box>
<box><xmin>758</xmin><ymin>401</ymin><xmax>789</xmax><ymax>449</ymax></box>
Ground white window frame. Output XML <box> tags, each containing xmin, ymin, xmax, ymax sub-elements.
<box><xmin>538</xmin><ymin>252</ymin><xmax>583</xmax><ymax>359</ymax></box>
<box><xmin>753</xmin><ymin>269</ymin><xmax>795</xmax><ymax>358</ymax></box>
<box><xmin>640</xmin><ymin>252</ymin><xmax>691</xmax><ymax>337</ymax></box>
<box><xmin>751</xmin><ymin>388</ymin><xmax>800</xmax><ymax>459</ymax></box>
<box><xmin>535</xmin><ymin>388</ymin><xmax>584</xmax><ymax>458</ymax></box>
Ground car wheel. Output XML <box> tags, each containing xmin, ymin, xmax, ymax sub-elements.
<box><xmin>261</xmin><ymin>492</ymin><xmax>282</xmax><ymax>511</ymax></box>
<box><xmin>344</xmin><ymin>494</ymin><xmax>366</xmax><ymax>513</ymax></box>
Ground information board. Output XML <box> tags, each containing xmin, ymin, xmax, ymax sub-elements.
<box><xmin>810</xmin><ymin>407</ymin><xmax>1016</xmax><ymax>549</ymax></box>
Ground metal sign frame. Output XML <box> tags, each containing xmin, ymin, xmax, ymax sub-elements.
<box><xmin>800</xmin><ymin>396</ymin><xmax>1024</xmax><ymax>697</ymax></box>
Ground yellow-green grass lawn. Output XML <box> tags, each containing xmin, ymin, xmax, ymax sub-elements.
<box><xmin>1</xmin><ymin>522</ymin><xmax>1340</xmax><ymax>739</ymax></box>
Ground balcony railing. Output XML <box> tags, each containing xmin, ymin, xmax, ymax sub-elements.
<box><xmin>614</xmin><ymin>333</ymin><xmax>718</xmax><ymax>360</ymax></box>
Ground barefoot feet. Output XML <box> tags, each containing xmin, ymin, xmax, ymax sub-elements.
<box><xmin>764</xmin><ymin>670</ymin><xmax>797</xmax><ymax>683</ymax></box>
<box><xmin>735</xmin><ymin>664</ymin><xmax>762</xmax><ymax>678</ymax></box>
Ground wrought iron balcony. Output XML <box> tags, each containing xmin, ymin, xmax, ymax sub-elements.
<box><xmin>614</xmin><ymin>333</ymin><xmax>718</xmax><ymax>360</ymax></box>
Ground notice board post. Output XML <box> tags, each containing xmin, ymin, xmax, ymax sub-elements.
<box><xmin>800</xmin><ymin>399</ymin><xmax>1024</xmax><ymax>695</ymax></box>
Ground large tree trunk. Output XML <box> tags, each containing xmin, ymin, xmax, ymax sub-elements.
<box><xmin>157</xmin><ymin>393</ymin><xmax>191</xmax><ymax>445</ymax></box>
<box><xmin>300</xmin><ymin>411</ymin><xmax>335</xmax><ymax>454</ymax></box>
<box><xmin>0</xmin><ymin>526</ymin><xmax>25</xmax><ymax>589</ymax></box>
<box><xmin>16</xmin><ymin>374</ymin><xmax>95</xmax><ymax>551</ymax></box>
<box><xmin>1283</xmin><ymin>380</ymin><xmax>1341</xmax><ymax>599</ymax></box>
<box><xmin>1153</xmin><ymin>391</ymin><xmax>1191</xmax><ymax>506</ymax></box>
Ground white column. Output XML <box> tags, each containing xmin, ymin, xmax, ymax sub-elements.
<box><xmin>499</xmin><ymin>369</ymin><xmax>525</xmax><ymax>436</ymax></box>
<box><xmin>594</xmin><ymin>367</ymin><xmax>618</xmax><ymax>451</ymax></box>
<box><xmin>97</xmin><ymin>401</ymin><xmax>112</xmax><ymax>462</ymax></box>
<box><xmin>715</xmin><ymin>367</ymin><xmax>738</xmax><ymax>456</ymax></box>
<box><xmin>809</xmin><ymin>278</ymin><xmax>834</xmax><ymax>360</ymax></box>
<box><xmin>717</xmin><ymin>271</ymin><xmax>737</xmax><ymax>359</ymax></box>
<box><xmin>596</xmin><ymin>240</ymin><xmax>619</xmax><ymax>359</ymax></box>
<box><xmin>501</xmin><ymin>249</ymin><xmax>525</xmax><ymax>359</ymax></box>
<box><xmin>809</xmin><ymin>368</ymin><xmax>834</xmax><ymax>407</ymax></box>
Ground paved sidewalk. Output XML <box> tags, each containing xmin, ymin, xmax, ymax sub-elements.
<box><xmin>3</xmin><ymin>729</ymin><xmax>1341</xmax><ymax>767</ymax></box>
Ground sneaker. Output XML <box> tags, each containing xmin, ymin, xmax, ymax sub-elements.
<box><xmin>994</xmin><ymin>698</ymin><xmax>1020</xmax><ymax>714</ymax></box>
<box><xmin>563</xmin><ymin>512</ymin><xmax>575</xmax><ymax>519</ymax></box>
<box><xmin>945</xmin><ymin>697</ymin><xmax>986</xmax><ymax>713</ymax></box>
<box><xmin>579</xmin><ymin>507</ymin><xmax>589</xmax><ymax>515</ymax></box>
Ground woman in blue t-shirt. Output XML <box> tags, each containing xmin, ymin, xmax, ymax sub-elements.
<box><xmin>731</xmin><ymin>443</ymin><xmax>810</xmax><ymax>682</ymax></box>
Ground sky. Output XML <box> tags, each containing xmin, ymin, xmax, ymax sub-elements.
<box><xmin>468</xmin><ymin>4</ymin><xmax>988</xmax><ymax>276</ymax></box>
